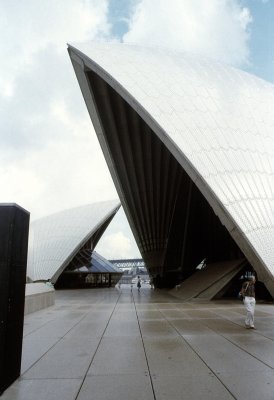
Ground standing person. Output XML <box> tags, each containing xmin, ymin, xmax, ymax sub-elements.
<box><xmin>137</xmin><ymin>276</ymin><xmax>141</xmax><ymax>292</ymax></box>
<box><xmin>240</xmin><ymin>275</ymin><xmax>256</xmax><ymax>329</ymax></box>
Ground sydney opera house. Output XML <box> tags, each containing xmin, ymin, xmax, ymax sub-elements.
<box><xmin>27</xmin><ymin>201</ymin><xmax>122</xmax><ymax>288</ymax></box>
<box><xmin>68</xmin><ymin>42</ymin><xmax>274</xmax><ymax>298</ymax></box>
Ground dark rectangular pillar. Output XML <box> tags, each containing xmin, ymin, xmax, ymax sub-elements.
<box><xmin>0</xmin><ymin>204</ymin><xmax>30</xmax><ymax>395</ymax></box>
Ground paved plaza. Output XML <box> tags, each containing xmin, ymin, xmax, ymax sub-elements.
<box><xmin>2</xmin><ymin>286</ymin><xmax>274</xmax><ymax>400</ymax></box>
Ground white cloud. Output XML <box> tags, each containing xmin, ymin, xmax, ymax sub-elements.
<box><xmin>96</xmin><ymin>231</ymin><xmax>134</xmax><ymax>259</ymax></box>
<box><xmin>0</xmin><ymin>1</ymin><xmax>114</xmax><ymax>219</ymax></box>
<box><xmin>0</xmin><ymin>0</ymin><xmax>142</xmax><ymax>259</ymax></box>
<box><xmin>123</xmin><ymin>0</ymin><xmax>252</xmax><ymax>66</ymax></box>
<box><xmin>0</xmin><ymin>0</ymin><xmax>110</xmax><ymax>94</ymax></box>
<box><xmin>96</xmin><ymin>208</ymin><xmax>141</xmax><ymax>259</ymax></box>
<box><xmin>0</xmin><ymin>102</ymin><xmax>116</xmax><ymax>220</ymax></box>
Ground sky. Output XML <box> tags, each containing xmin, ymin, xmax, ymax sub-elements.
<box><xmin>1</xmin><ymin>0</ymin><xmax>274</xmax><ymax>259</ymax></box>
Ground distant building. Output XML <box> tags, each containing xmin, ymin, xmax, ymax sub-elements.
<box><xmin>27</xmin><ymin>201</ymin><xmax>122</xmax><ymax>288</ymax></box>
<box><xmin>55</xmin><ymin>251</ymin><xmax>122</xmax><ymax>289</ymax></box>
<box><xmin>69</xmin><ymin>42</ymin><xmax>274</xmax><ymax>297</ymax></box>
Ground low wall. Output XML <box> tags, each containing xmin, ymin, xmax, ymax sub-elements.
<box><xmin>24</xmin><ymin>283</ymin><xmax>55</xmax><ymax>315</ymax></box>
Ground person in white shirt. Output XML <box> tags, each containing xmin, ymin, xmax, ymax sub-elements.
<box><xmin>240</xmin><ymin>275</ymin><xmax>256</xmax><ymax>329</ymax></box>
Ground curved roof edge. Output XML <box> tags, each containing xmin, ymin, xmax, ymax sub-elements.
<box><xmin>68</xmin><ymin>42</ymin><xmax>274</xmax><ymax>295</ymax></box>
<box><xmin>27</xmin><ymin>200</ymin><xmax>120</xmax><ymax>283</ymax></box>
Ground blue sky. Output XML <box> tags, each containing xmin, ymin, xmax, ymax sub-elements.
<box><xmin>242</xmin><ymin>0</ymin><xmax>274</xmax><ymax>82</ymax></box>
<box><xmin>111</xmin><ymin>0</ymin><xmax>274</xmax><ymax>83</ymax></box>
<box><xmin>0</xmin><ymin>0</ymin><xmax>273</xmax><ymax>258</ymax></box>
<box><xmin>108</xmin><ymin>0</ymin><xmax>274</xmax><ymax>83</ymax></box>
<box><xmin>108</xmin><ymin>0</ymin><xmax>134</xmax><ymax>37</ymax></box>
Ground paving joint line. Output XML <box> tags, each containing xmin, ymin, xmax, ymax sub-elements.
<box><xmin>22</xmin><ymin>290</ymin><xmax>120</xmax><ymax>376</ymax></box>
<box><xmin>209</xmin><ymin>308</ymin><xmax>274</xmax><ymax>343</ymax></box>
<box><xmin>23</xmin><ymin>317</ymin><xmax>57</xmax><ymax>337</ymax></box>
<box><xmin>132</xmin><ymin>290</ymin><xmax>157</xmax><ymax>400</ymax></box>
<box><xmin>22</xmin><ymin>308</ymin><xmax>97</xmax><ymax>375</ymax></box>
<box><xmin>156</xmin><ymin>305</ymin><xmax>238</xmax><ymax>400</ymax></box>
<box><xmin>201</xmin><ymin>320</ymin><xmax>274</xmax><ymax>371</ymax></box>
<box><xmin>74</xmin><ymin>290</ymin><xmax>122</xmax><ymax>400</ymax></box>
<box><xmin>172</xmin><ymin>303</ymin><xmax>274</xmax><ymax>370</ymax></box>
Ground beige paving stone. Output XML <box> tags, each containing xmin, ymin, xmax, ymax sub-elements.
<box><xmin>87</xmin><ymin>337</ymin><xmax>148</xmax><ymax>375</ymax></box>
<box><xmin>202</xmin><ymin>318</ymin><xmax>247</xmax><ymax>333</ymax></box>
<box><xmin>182</xmin><ymin>309</ymin><xmax>224</xmax><ymax>319</ymax></box>
<box><xmin>64</xmin><ymin>320</ymin><xmax>107</xmax><ymax>339</ymax></box>
<box><xmin>222</xmin><ymin>369</ymin><xmax>274</xmax><ymax>400</ymax></box>
<box><xmin>139</xmin><ymin>319</ymin><xmax>179</xmax><ymax>337</ymax></box>
<box><xmin>0</xmin><ymin>379</ymin><xmax>82</xmax><ymax>400</ymax></box>
<box><xmin>152</xmin><ymin>373</ymin><xmax>235</xmax><ymax>400</ymax></box>
<box><xmin>3</xmin><ymin>287</ymin><xmax>274</xmax><ymax>400</ymax></box>
<box><xmin>77</xmin><ymin>374</ymin><xmax>154</xmax><ymax>400</ymax></box>
<box><xmin>183</xmin><ymin>333</ymin><xmax>269</xmax><ymax>374</ymax></box>
<box><xmin>23</xmin><ymin>337</ymin><xmax>100</xmax><ymax>379</ymax></box>
<box><xmin>170</xmin><ymin>318</ymin><xmax>213</xmax><ymax>335</ymax></box>
<box><xmin>136</xmin><ymin>310</ymin><xmax>164</xmax><ymax>320</ymax></box>
<box><xmin>103</xmin><ymin>318</ymin><xmax>140</xmax><ymax>337</ymax></box>
<box><xmin>157</xmin><ymin>309</ymin><xmax>190</xmax><ymax>319</ymax></box>
<box><xmin>143</xmin><ymin>336</ymin><xmax>212</xmax><ymax>376</ymax></box>
<box><xmin>21</xmin><ymin>335</ymin><xmax>62</xmax><ymax>374</ymax></box>
<box><xmin>111</xmin><ymin>309</ymin><xmax>137</xmax><ymax>321</ymax></box>
<box><xmin>221</xmin><ymin>333</ymin><xmax>274</xmax><ymax>368</ymax></box>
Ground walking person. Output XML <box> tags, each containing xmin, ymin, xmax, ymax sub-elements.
<box><xmin>240</xmin><ymin>275</ymin><xmax>256</xmax><ymax>329</ymax></box>
<box><xmin>137</xmin><ymin>276</ymin><xmax>141</xmax><ymax>292</ymax></box>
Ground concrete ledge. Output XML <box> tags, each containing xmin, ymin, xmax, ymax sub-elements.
<box><xmin>24</xmin><ymin>283</ymin><xmax>55</xmax><ymax>315</ymax></box>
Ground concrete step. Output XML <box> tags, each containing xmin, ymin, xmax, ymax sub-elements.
<box><xmin>170</xmin><ymin>259</ymin><xmax>246</xmax><ymax>301</ymax></box>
